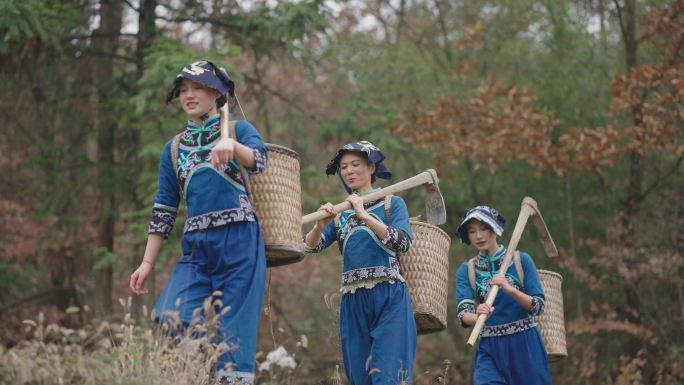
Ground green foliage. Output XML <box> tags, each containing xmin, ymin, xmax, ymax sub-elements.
<box><xmin>93</xmin><ymin>247</ymin><xmax>118</xmax><ymax>271</ymax></box>
<box><xmin>238</xmin><ymin>0</ymin><xmax>329</xmax><ymax>54</ymax></box>
<box><xmin>0</xmin><ymin>0</ymin><xmax>77</xmax><ymax>53</ymax></box>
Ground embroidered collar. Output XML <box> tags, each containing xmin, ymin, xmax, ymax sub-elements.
<box><xmin>182</xmin><ymin>113</ymin><xmax>221</xmax><ymax>146</ymax></box>
<box><xmin>475</xmin><ymin>245</ymin><xmax>506</xmax><ymax>272</ymax></box>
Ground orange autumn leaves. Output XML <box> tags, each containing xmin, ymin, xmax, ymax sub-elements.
<box><xmin>392</xmin><ymin>3</ymin><xmax>683</xmax><ymax>176</ymax></box>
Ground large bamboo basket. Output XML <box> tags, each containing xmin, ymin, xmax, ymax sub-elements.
<box><xmin>401</xmin><ymin>220</ymin><xmax>451</xmax><ymax>334</ymax></box>
<box><xmin>536</xmin><ymin>270</ymin><xmax>567</xmax><ymax>360</ymax></box>
<box><xmin>250</xmin><ymin>144</ymin><xmax>304</xmax><ymax>267</ymax></box>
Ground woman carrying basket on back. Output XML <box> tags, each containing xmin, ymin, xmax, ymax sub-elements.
<box><xmin>304</xmin><ymin>141</ymin><xmax>417</xmax><ymax>385</ymax></box>
<box><xmin>455</xmin><ymin>205</ymin><xmax>552</xmax><ymax>385</ymax></box>
<box><xmin>129</xmin><ymin>60</ymin><xmax>268</xmax><ymax>385</ymax></box>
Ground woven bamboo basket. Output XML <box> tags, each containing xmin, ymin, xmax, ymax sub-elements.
<box><xmin>250</xmin><ymin>144</ymin><xmax>304</xmax><ymax>267</ymax></box>
<box><xmin>401</xmin><ymin>220</ymin><xmax>451</xmax><ymax>334</ymax></box>
<box><xmin>536</xmin><ymin>270</ymin><xmax>567</xmax><ymax>360</ymax></box>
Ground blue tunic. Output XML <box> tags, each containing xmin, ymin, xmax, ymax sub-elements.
<box><xmin>455</xmin><ymin>246</ymin><xmax>552</xmax><ymax>385</ymax></box>
<box><xmin>148</xmin><ymin>114</ymin><xmax>267</xmax><ymax>236</ymax></box>
<box><xmin>307</xmin><ymin>194</ymin><xmax>417</xmax><ymax>384</ymax></box>
<box><xmin>148</xmin><ymin>114</ymin><xmax>267</xmax><ymax>385</ymax></box>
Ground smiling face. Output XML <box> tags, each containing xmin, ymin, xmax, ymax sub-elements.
<box><xmin>467</xmin><ymin>219</ymin><xmax>499</xmax><ymax>255</ymax></box>
<box><xmin>339</xmin><ymin>152</ymin><xmax>376</xmax><ymax>192</ymax></box>
<box><xmin>178</xmin><ymin>78</ymin><xmax>220</xmax><ymax>119</ymax></box>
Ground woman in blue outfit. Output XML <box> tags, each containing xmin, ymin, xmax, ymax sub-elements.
<box><xmin>455</xmin><ymin>206</ymin><xmax>552</xmax><ymax>385</ymax></box>
<box><xmin>129</xmin><ymin>60</ymin><xmax>267</xmax><ymax>385</ymax></box>
<box><xmin>304</xmin><ymin>141</ymin><xmax>417</xmax><ymax>385</ymax></box>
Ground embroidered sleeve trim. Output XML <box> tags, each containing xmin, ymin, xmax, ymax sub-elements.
<box><xmin>148</xmin><ymin>206</ymin><xmax>177</xmax><ymax>239</ymax></box>
<box><xmin>153</xmin><ymin>203</ymin><xmax>178</xmax><ymax>212</ymax></box>
<box><xmin>529</xmin><ymin>296</ymin><xmax>546</xmax><ymax>316</ymax></box>
<box><xmin>303</xmin><ymin>233</ymin><xmax>327</xmax><ymax>253</ymax></box>
<box><xmin>250</xmin><ymin>148</ymin><xmax>267</xmax><ymax>175</ymax></box>
<box><xmin>381</xmin><ymin>226</ymin><xmax>411</xmax><ymax>253</ymax></box>
<box><xmin>457</xmin><ymin>299</ymin><xmax>476</xmax><ymax>328</ymax></box>
<box><xmin>480</xmin><ymin>316</ymin><xmax>538</xmax><ymax>338</ymax></box>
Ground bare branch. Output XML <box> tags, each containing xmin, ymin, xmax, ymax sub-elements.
<box><xmin>121</xmin><ymin>0</ymin><xmax>139</xmax><ymax>12</ymax></box>
<box><xmin>241</xmin><ymin>73</ymin><xmax>321</xmax><ymax>124</ymax></box>
<box><xmin>639</xmin><ymin>155</ymin><xmax>684</xmax><ymax>202</ymax></box>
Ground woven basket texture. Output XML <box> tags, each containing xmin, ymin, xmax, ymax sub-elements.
<box><xmin>536</xmin><ymin>270</ymin><xmax>567</xmax><ymax>360</ymax></box>
<box><xmin>401</xmin><ymin>220</ymin><xmax>451</xmax><ymax>334</ymax></box>
<box><xmin>251</xmin><ymin>144</ymin><xmax>304</xmax><ymax>266</ymax></box>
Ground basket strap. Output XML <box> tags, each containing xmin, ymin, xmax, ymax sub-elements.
<box><xmin>383</xmin><ymin>194</ymin><xmax>405</xmax><ymax>274</ymax></box>
<box><xmin>513</xmin><ymin>250</ymin><xmax>524</xmax><ymax>285</ymax></box>
<box><xmin>467</xmin><ymin>257</ymin><xmax>476</xmax><ymax>294</ymax></box>
<box><xmin>171</xmin><ymin>132</ymin><xmax>183</xmax><ymax>196</ymax></box>
<box><xmin>384</xmin><ymin>195</ymin><xmax>393</xmax><ymax>223</ymax></box>
<box><xmin>228</xmin><ymin>120</ymin><xmax>252</xmax><ymax>196</ymax></box>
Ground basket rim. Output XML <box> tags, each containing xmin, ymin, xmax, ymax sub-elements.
<box><xmin>409</xmin><ymin>220</ymin><xmax>451</xmax><ymax>240</ymax></box>
<box><xmin>537</xmin><ymin>269</ymin><xmax>563</xmax><ymax>281</ymax></box>
<box><xmin>265</xmin><ymin>142</ymin><xmax>299</xmax><ymax>158</ymax></box>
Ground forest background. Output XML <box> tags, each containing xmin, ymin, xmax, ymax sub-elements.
<box><xmin>1</xmin><ymin>0</ymin><xmax>683</xmax><ymax>384</ymax></box>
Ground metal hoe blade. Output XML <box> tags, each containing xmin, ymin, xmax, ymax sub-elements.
<box><xmin>522</xmin><ymin>197</ymin><xmax>559</xmax><ymax>258</ymax></box>
<box><xmin>424</xmin><ymin>169</ymin><xmax>446</xmax><ymax>225</ymax></box>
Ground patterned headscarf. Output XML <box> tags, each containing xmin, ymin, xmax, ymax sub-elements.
<box><xmin>456</xmin><ymin>205</ymin><xmax>507</xmax><ymax>244</ymax></box>
<box><xmin>325</xmin><ymin>141</ymin><xmax>392</xmax><ymax>193</ymax></box>
<box><xmin>166</xmin><ymin>60</ymin><xmax>235</xmax><ymax>107</ymax></box>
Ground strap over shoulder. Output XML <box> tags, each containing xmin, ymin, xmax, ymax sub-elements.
<box><xmin>228</xmin><ymin>120</ymin><xmax>251</xmax><ymax>196</ymax></box>
<box><xmin>170</xmin><ymin>132</ymin><xmax>183</xmax><ymax>196</ymax></box>
<box><xmin>384</xmin><ymin>194</ymin><xmax>393</xmax><ymax>223</ymax></box>
<box><xmin>513</xmin><ymin>250</ymin><xmax>524</xmax><ymax>284</ymax></box>
<box><xmin>467</xmin><ymin>257</ymin><xmax>476</xmax><ymax>293</ymax></box>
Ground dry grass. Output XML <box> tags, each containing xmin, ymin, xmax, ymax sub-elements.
<box><xmin>0</xmin><ymin>297</ymin><xmax>297</xmax><ymax>385</ymax></box>
<box><xmin>0</xmin><ymin>293</ymin><xmax>462</xmax><ymax>385</ymax></box>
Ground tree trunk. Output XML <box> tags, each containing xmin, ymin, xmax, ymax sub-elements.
<box><xmin>677</xmin><ymin>167</ymin><xmax>684</xmax><ymax>346</ymax></box>
<box><xmin>616</xmin><ymin>0</ymin><xmax>642</xmax><ymax>239</ymax></box>
<box><xmin>136</xmin><ymin>0</ymin><xmax>157</xmax><ymax>78</ymax></box>
<box><xmin>133</xmin><ymin>0</ymin><xmax>158</xmax><ymax>315</ymax></box>
<box><xmin>615</xmin><ymin>0</ymin><xmax>645</xmax><ymax>362</ymax></box>
<box><xmin>565</xmin><ymin>175</ymin><xmax>576</xmax><ymax>257</ymax></box>
<box><xmin>93</xmin><ymin>0</ymin><xmax>123</xmax><ymax>315</ymax></box>
<box><xmin>211</xmin><ymin>0</ymin><xmax>223</xmax><ymax>50</ymax></box>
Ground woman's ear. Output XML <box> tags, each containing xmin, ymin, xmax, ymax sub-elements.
<box><xmin>368</xmin><ymin>162</ymin><xmax>376</xmax><ymax>174</ymax></box>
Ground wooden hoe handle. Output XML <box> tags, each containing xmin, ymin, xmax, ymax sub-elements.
<box><xmin>301</xmin><ymin>169</ymin><xmax>439</xmax><ymax>225</ymax></box>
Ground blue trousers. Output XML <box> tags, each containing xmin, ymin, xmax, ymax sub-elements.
<box><xmin>474</xmin><ymin>327</ymin><xmax>552</xmax><ymax>385</ymax></box>
<box><xmin>155</xmin><ymin>221</ymin><xmax>266</xmax><ymax>384</ymax></box>
<box><xmin>340</xmin><ymin>281</ymin><xmax>417</xmax><ymax>385</ymax></box>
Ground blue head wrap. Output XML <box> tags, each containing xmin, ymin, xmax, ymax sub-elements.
<box><xmin>166</xmin><ymin>60</ymin><xmax>235</xmax><ymax>107</ymax></box>
<box><xmin>456</xmin><ymin>205</ymin><xmax>507</xmax><ymax>244</ymax></box>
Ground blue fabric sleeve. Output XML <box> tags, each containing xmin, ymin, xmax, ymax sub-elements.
<box><xmin>236</xmin><ymin>120</ymin><xmax>267</xmax><ymax>174</ymax></box>
<box><xmin>521</xmin><ymin>252</ymin><xmax>546</xmax><ymax>316</ymax></box>
<box><xmin>456</xmin><ymin>262</ymin><xmax>477</xmax><ymax>327</ymax></box>
<box><xmin>148</xmin><ymin>140</ymin><xmax>180</xmax><ymax>239</ymax></box>
<box><xmin>382</xmin><ymin>196</ymin><xmax>413</xmax><ymax>252</ymax></box>
<box><xmin>303</xmin><ymin>221</ymin><xmax>337</xmax><ymax>253</ymax></box>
